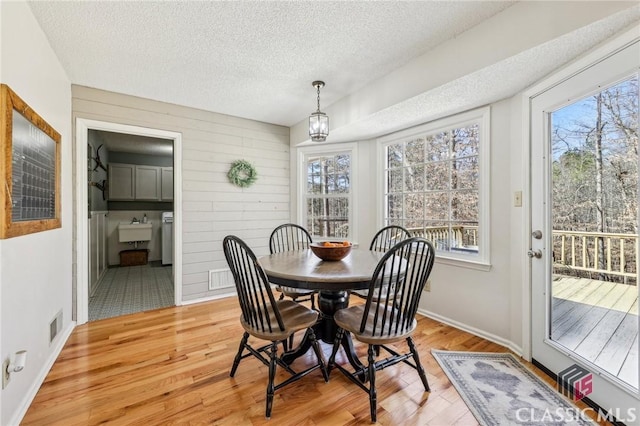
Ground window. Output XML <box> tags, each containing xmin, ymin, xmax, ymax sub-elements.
<box><xmin>299</xmin><ymin>144</ymin><xmax>356</xmax><ymax>240</ymax></box>
<box><xmin>379</xmin><ymin>107</ymin><xmax>490</xmax><ymax>266</ymax></box>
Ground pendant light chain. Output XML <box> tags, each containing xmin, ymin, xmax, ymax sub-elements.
<box><xmin>317</xmin><ymin>84</ymin><xmax>321</xmax><ymax>113</ymax></box>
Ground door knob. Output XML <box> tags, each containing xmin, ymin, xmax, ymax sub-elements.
<box><xmin>531</xmin><ymin>230</ymin><xmax>542</xmax><ymax>239</ymax></box>
<box><xmin>527</xmin><ymin>249</ymin><xmax>542</xmax><ymax>259</ymax></box>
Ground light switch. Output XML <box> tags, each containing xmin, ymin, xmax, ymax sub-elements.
<box><xmin>514</xmin><ymin>191</ymin><xmax>522</xmax><ymax>207</ymax></box>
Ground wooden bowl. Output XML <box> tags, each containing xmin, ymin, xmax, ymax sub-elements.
<box><xmin>310</xmin><ymin>242</ymin><xmax>352</xmax><ymax>261</ymax></box>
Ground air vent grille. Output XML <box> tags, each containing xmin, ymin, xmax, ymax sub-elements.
<box><xmin>209</xmin><ymin>269</ymin><xmax>234</xmax><ymax>291</ymax></box>
<box><xmin>50</xmin><ymin>310</ymin><xmax>63</xmax><ymax>343</ymax></box>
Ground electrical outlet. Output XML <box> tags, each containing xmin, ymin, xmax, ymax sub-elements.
<box><xmin>424</xmin><ymin>279</ymin><xmax>431</xmax><ymax>292</ymax></box>
<box><xmin>2</xmin><ymin>358</ymin><xmax>10</xmax><ymax>389</ymax></box>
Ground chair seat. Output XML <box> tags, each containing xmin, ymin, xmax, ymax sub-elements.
<box><xmin>241</xmin><ymin>300</ymin><xmax>318</xmax><ymax>341</ymax></box>
<box><xmin>334</xmin><ymin>304</ymin><xmax>416</xmax><ymax>345</ymax></box>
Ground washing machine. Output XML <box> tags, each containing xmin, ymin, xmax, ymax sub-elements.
<box><xmin>161</xmin><ymin>211</ymin><xmax>173</xmax><ymax>265</ymax></box>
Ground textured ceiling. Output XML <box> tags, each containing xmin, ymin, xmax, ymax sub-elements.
<box><xmin>28</xmin><ymin>1</ymin><xmax>514</xmax><ymax>128</ymax></box>
<box><xmin>327</xmin><ymin>6</ymin><xmax>640</xmax><ymax>144</ymax></box>
<box><xmin>27</xmin><ymin>1</ymin><xmax>640</xmax><ymax>151</ymax></box>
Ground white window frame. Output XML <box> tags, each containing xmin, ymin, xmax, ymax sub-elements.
<box><xmin>298</xmin><ymin>143</ymin><xmax>358</xmax><ymax>242</ymax></box>
<box><xmin>377</xmin><ymin>106</ymin><xmax>491</xmax><ymax>269</ymax></box>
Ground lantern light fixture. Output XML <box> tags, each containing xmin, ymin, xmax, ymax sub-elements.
<box><xmin>309</xmin><ymin>81</ymin><xmax>329</xmax><ymax>142</ymax></box>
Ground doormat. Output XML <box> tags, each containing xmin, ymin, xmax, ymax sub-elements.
<box><xmin>431</xmin><ymin>350</ymin><xmax>595</xmax><ymax>425</ymax></box>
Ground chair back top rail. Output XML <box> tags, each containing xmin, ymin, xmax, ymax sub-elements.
<box><xmin>370</xmin><ymin>225</ymin><xmax>411</xmax><ymax>253</ymax></box>
<box><xmin>269</xmin><ymin>223</ymin><xmax>313</xmax><ymax>254</ymax></box>
<box><xmin>223</xmin><ymin>235</ymin><xmax>285</xmax><ymax>333</ymax></box>
<box><xmin>361</xmin><ymin>237</ymin><xmax>435</xmax><ymax>336</ymax></box>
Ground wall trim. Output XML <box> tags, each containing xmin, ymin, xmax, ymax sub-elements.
<box><xmin>9</xmin><ymin>321</ymin><xmax>75</xmax><ymax>426</ymax></box>
<box><xmin>181</xmin><ymin>291</ymin><xmax>237</xmax><ymax>306</ymax></box>
<box><xmin>417</xmin><ymin>307</ymin><xmax>523</xmax><ymax>357</ymax></box>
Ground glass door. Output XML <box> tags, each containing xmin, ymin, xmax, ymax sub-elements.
<box><xmin>531</xmin><ymin>40</ymin><xmax>639</xmax><ymax>423</ymax></box>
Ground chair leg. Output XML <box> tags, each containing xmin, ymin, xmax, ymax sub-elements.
<box><xmin>310</xmin><ymin>293</ymin><xmax>316</xmax><ymax>310</ymax></box>
<box><xmin>230</xmin><ymin>332</ymin><xmax>249</xmax><ymax>377</ymax></box>
<box><xmin>328</xmin><ymin>327</ymin><xmax>345</xmax><ymax>369</ymax></box>
<box><xmin>407</xmin><ymin>336</ymin><xmax>430</xmax><ymax>392</ymax></box>
<box><xmin>309</xmin><ymin>328</ymin><xmax>329</xmax><ymax>382</ymax></box>
<box><xmin>265</xmin><ymin>341</ymin><xmax>278</xmax><ymax>419</ymax></box>
<box><xmin>286</xmin><ymin>296</ymin><xmax>298</xmax><ymax>350</ymax></box>
<box><xmin>368</xmin><ymin>345</ymin><xmax>377</xmax><ymax>423</ymax></box>
<box><xmin>288</xmin><ymin>333</ymin><xmax>295</xmax><ymax>351</ymax></box>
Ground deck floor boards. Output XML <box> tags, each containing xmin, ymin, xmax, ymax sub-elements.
<box><xmin>574</xmin><ymin>308</ymin><xmax>628</xmax><ymax>361</ymax></box>
<box><xmin>552</xmin><ymin>276</ymin><xmax>638</xmax><ymax>389</ymax></box>
<box><xmin>594</xmin><ymin>312</ymin><xmax>638</xmax><ymax>376</ymax></box>
<box><xmin>618</xmin><ymin>333</ymin><xmax>638</xmax><ymax>388</ymax></box>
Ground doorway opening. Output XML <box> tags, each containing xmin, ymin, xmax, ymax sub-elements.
<box><xmin>75</xmin><ymin>119</ymin><xmax>183</xmax><ymax>325</ymax></box>
<box><xmin>88</xmin><ymin>130</ymin><xmax>174</xmax><ymax>321</ymax></box>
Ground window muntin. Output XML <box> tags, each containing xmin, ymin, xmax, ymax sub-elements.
<box><xmin>303</xmin><ymin>151</ymin><xmax>352</xmax><ymax>239</ymax></box>
<box><xmin>381</xmin><ymin>108</ymin><xmax>489</xmax><ymax>264</ymax></box>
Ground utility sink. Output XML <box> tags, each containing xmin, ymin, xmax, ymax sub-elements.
<box><xmin>118</xmin><ymin>222</ymin><xmax>152</xmax><ymax>243</ymax></box>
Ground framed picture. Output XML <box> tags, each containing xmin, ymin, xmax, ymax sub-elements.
<box><xmin>0</xmin><ymin>84</ymin><xmax>61</xmax><ymax>239</ymax></box>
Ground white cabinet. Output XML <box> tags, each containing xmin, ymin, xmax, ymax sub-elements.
<box><xmin>109</xmin><ymin>163</ymin><xmax>173</xmax><ymax>201</ymax></box>
<box><xmin>161</xmin><ymin>167</ymin><xmax>173</xmax><ymax>201</ymax></box>
<box><xmin>108</xmin><ymin>163</ymin><xmax>135</xmax><ymax>200</ymax></box>
<box><xmin>135</xmin><ymin>165</ymin><xmax>161</xmax><ymax>200</ymax></box>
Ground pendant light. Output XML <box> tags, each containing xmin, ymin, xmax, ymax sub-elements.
<box><xmin>309</xmin><ymin>81</ymin><xmax>329</xmax><ymax>142</ymax></box>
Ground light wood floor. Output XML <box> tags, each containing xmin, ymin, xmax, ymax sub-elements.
<box><xmin>22</xmin><ymin>297</ymin><xmax>605</xmax><ymax>425</ymax></box>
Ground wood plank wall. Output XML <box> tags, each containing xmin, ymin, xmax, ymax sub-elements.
<box><xmin>72</xmin><ymin>86</ymin><xmax>290</xmax><ymax>301</ymax></box>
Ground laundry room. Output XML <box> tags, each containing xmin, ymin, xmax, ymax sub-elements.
<box><xmin>87</xmin><ymin>129</ymin><xmax>174</xmax><ymax>321</ymax></box>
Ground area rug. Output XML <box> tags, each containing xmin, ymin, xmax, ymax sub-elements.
<box><xmin>431</xmin><ymin>350</ymin><xmax>595</xmax><ymax>426</ymax></box>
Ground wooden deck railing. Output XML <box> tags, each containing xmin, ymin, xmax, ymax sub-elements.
<box><xmin>552</xmin><ymin>230</ymin><xmax>638</xmax><ymax>282</ymax></box>
<box><xmin>400</xmin><ymin>226</ymin><xmax>638</xmax><ymax>283</ymax></box>
<box><xmin>406</xmin><ymin>226</ymin><xmax>478</xmax><ymax>251</ymax></box>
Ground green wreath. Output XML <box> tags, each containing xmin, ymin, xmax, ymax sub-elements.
<box><xmin>227</xmin><ymin>159</ymin><xmax>258</xmax><ymax>188</ymax></box>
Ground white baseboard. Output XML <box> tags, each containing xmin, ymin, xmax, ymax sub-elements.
<box><xmin>417</xmin><ymin>308</ymin><xmax>523</xmax><ymax>357</ymax></box>
<box><xmin>9</xmin><ymin>321</ymin><xmax>76</xmax><ymax>426</ymax></box>
<box><xmin>181</xmin><ymin>291</ymin><xmax>237</xmax><ymax>306</ymax></box>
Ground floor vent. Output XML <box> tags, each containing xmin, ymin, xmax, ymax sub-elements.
<box><xmin>50</xmin><ymin>310</ymin><xmax>62</xmax><ymax>343</ymax></box>
<box><xmin>209</xmin><ymin>268</ymin><xmax>234</xmax><ymax>290</ymax></box>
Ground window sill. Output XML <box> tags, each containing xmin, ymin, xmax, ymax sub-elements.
<box><xmin>435</xmin><ymin>255</ymin><xmax>491</xmax><ymax>272</ymax></box>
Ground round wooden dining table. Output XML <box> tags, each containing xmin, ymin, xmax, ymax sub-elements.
<box><xmin>258</xmin><ymin>248</ymin><xmax>388</xmax><ymax>372</ymax></box>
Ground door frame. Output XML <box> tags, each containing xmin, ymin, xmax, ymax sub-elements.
<box><xmin>521</xmin><ymin>26</ymin><xmax>640</xmax><ymax>362</ymax></box>
<box><xmin>75</xmin><ymin>118</ymin><xmax>183</xmax><ymax>325</ymax></box>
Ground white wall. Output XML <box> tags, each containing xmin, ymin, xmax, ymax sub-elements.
<box><xmin>420</xmin><ymin>98</ymin><xmax>517</xmax><ymax>350</ymax></box>
<box><xmin>0</xmin><ymin>2</ymin><xmax>73</xmax><ymax>425</ymax></box>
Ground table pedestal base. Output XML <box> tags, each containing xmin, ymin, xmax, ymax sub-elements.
<box><xmin>281</xmin><ymin>290</ymin><xmax>364</xmax><ymax>374</ymax></box>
